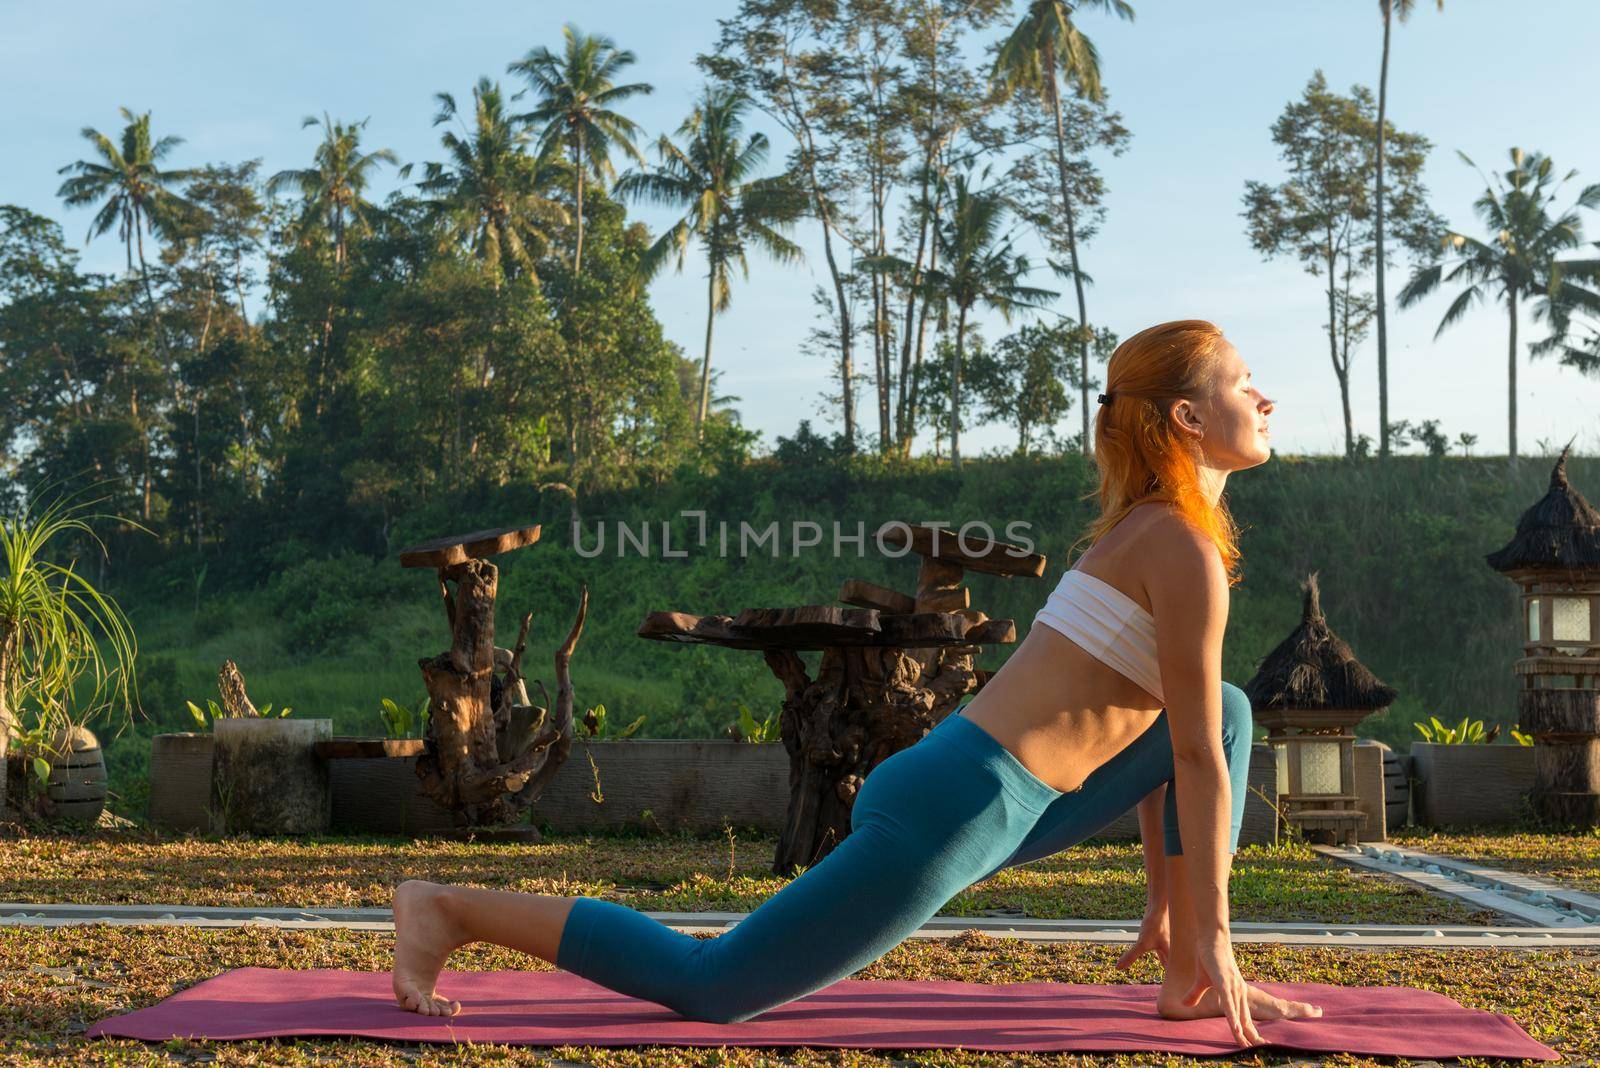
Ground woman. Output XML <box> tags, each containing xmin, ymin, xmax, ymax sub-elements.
<box><xmin>390</xmin><ymin>319</ymin><xmax>1321</xmax><ymax>1047</ymax></box>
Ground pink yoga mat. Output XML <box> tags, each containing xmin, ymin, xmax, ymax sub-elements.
<box><xmin>87</xmin><ymin>968</ymin><xmax>1559</xmax><ymax>1059</ymax></box>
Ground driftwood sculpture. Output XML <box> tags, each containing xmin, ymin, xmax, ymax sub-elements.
<box><xmin>639</xmin><ymin>522</ymin><xmax>1043</xmax><ymax>876</ymax></box>
<box><xmin>400</xmin><ymin>524</ymin><xmax>587</xmax><ymax>828</ymax></box>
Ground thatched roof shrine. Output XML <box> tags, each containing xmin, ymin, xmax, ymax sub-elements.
<box><xmin>1244</xmin><ymin>572</ymin><xmax>1398</xmax><ymax>712</ymax></box>
<box><xmin>1485</xmin><ymin>443</ymin><xmax>1600</xmax><ymax>575</ymax></box>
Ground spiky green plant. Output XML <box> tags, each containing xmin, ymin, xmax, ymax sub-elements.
<box><xmin>0</xmin><ymin>480</ymin><xmax>144</xmax><ymax>812</ymax></box>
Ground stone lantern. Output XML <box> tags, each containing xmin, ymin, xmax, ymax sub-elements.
<box><xmin>1245</xmin><ymin>572</ymin><xmax>1398</xmax><ymax>845</ymax></box>
<box><xmin>1485</xmin><ymin>444</ymin><xmax>1600</xmax><ymax>827</ymax></box>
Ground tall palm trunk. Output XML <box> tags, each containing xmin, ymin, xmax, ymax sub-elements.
<box><xmin>895</xmin><ymin>191</ymin><xmax>930</xmax><ymax>454</ymax></box>
<box><xmin>570</xmin><ymin>131</ymin><xmax>588</xmax><ymax>472</ymax></box>
<box><xmin>823</xmin><ymin>217</ymin><xmax>855</xmax><ymax>451</ymax></box>
<box><xmin>316</xmin><ymin>207</ymin><xmax>344</xmax><ymax>424</ymax></box>
<box><xmin>874</xmin><ymin>181</ymin><xmax>891</xmax><ymax>454</ymax></box>
<box><xmin>906</xmin><ymin>151</ymin><xmax>946</xmax><ymax>460</ymax></box>
<box><xmin>573</xmin><ymin>130</ymin><xmax>587</xmax><ymax>276</ymax></box>
<box><xmin>1325</xmin><ymin>247</ymin><xmax>1354</xmax><ymax>457</ymax></box>
<box><xmin>134</xmin><ymin>204</ymin><xmax>157</xmax><ymax>311</ymax></box>
<box><xmin>1375</xmin><ymin>1</ymin><xmax>1394</xmax><ymax>459</ymax></box>
<box><xmin>779</xmin><ymin>68</ymin><xmax>856</xmax><ymax>450</ymax></box>
<box><xmin>951</xmin><ymin>303</ymin><xmax>968</xmax><ymax>469</ymax></box>
<box><xmin>1046</xmin><ymin>68</ymin><xmax>1092</xmax><ymax>456</ymax></box>
<box><xmin>697</xmin><ymin>262</ymin><xmax>718</xmax><ymax>439</ymax></box>
<box><xmin>133</xmin><ymin>204</ymin><xmax>158</xmax><ymax>519</ymax></box>
<box><xmin>1507</xmin><ymin>287</ymin><xmax>1518</xmax><ymax>467</ymax></box>
<box><xmin>803</xmin><ymin>178</ymin><xmax>853</xmax><ymax>448</ymax></box>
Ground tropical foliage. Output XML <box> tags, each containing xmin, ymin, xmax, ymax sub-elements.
<box><xmin>0</xmin><ymin>482</ymin><xmax>142</xmax><ymax>805</ymax></box>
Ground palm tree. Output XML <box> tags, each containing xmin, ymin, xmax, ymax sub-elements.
<box><xmin>407</xmin><ymin>78</ymin><xmax>569</xmax><ymax>285</ymax></box>
<box><xmin>991</xmin><ymin>0</ymin><xmax>1133</xmax><ymax>455</ymax></box>
<box><xmin>267</xmin><ymin>114</ymin><xmax>398</xmax><ymax>271</ymax></box>
<box><xmin>617</xmin><ymin>86</ymin><xmax>805</xmax><ymax>438</ymax></box>
<box><xmin>509</xmin><ymin>25</ymin><xmax>652</xmax><ymax>277</ymax></box>
<box><xmin>1398</xmin><ymin>148</ymin><xmax>1600</xmax><ymax>465</ymax></box>
<box><xmin>56</xmin><ymin>107</ymin><xmax>196</xmax><ymax>299</ymax></box>
<box><xmin>57</xmin><ymin>108</ymin><xmax>195</xmax><ymax>519</ymax></box>
<box><xmin>1374</xmin><ymin>0</ymin><xmax>1442</xmax><ymax>460</ymax></box>
<box><xmin>870</xmin><ymin>171</ymin><xmax>1057</xmax><ymax>468</ymax></box>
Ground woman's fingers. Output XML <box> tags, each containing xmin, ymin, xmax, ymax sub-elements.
<box><xmin>1239</xmin><ymin>991</ymin><xmax>1264</xmax><ymax>1045</ymax></box>
<box><xmin>1222</xmin><ymin>977</ymin><xmax>1263</xmax><ymax>1047</ymax></box>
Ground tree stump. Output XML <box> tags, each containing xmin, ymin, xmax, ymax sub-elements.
<box><xmin>764</xmin><ymin>641</ymin><xmax>979</xmax><ymax>874</ymax></box>
<box><xmin>402</xmin><ymin>525</ymin><xmax>587</xmax><ymax>829</ymax></box>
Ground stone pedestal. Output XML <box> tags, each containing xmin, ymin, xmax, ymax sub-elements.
<box><xmin>212</xmin><ymin>719</ymin><xmax>332</xmax><ymax>835</ymax></box>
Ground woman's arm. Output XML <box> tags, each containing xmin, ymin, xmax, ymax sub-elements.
<box><xmin>1148</xmin><ymin>522</ymin><xmax>1232</xmax><ymax>933</ymax></box>
<box><xmin>1146</xmin><ymin>518</ymin><xmax>1260</xmax><ymax>1045</ymax></box>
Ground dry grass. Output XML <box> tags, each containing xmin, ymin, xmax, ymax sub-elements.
<box><xmin>0</xmin><ymin>827</ymin><xmax>1492</xmax><ymax>925</ymax></box>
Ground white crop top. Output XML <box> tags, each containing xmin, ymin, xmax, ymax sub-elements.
<box><xmin>1032</xmin><ymin>567</ymin><xmax>1164</xmax><ymax>704</ymax></box>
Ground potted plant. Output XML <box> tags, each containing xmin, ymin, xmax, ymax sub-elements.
<box><xmin>1409</xmin><ymin>715</ymin><xmax>1536</xmax><ymax>828</ymax></box>
<box><xmin>1</xmin><ymin>482</ymin><xmax>140</xmax><ymax>826</ymax></box>
<box><xmin>319</xmin><ymin>696</ymin><xmax>457</xmax><ymax>836</ymax></box>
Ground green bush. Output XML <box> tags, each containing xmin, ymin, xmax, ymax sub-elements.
<box><xmin>265</xmin><ymin>551</ymin><xmax>413</xmax><ymax>652</ymax></box>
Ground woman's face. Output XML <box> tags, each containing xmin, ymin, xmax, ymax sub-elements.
<box><xmin>1178</xmin><ymin>339</ymin><xmax>1275</xmax><ymax>470</ymax></box>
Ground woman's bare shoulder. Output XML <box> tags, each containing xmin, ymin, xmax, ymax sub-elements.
<box><xmin>1127</xmin><ymin>504</ymin><xmax>1226</xmax><ymax>592</ymax></box>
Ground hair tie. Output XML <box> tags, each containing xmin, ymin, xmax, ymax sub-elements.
<box><xmin>1097</xmin><ymin>392</ymin><xmax>1113</xmax><ymax>405</ymax></box>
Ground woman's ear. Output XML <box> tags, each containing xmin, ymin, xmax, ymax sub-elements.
<box><xmin>1170</xmin><ymin>398</ymin><xmax>1205</xmax><ymax>440</ymax></box>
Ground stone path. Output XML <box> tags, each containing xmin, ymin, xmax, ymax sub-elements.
<box><xmin>1315</xmin><ymin>843</ymin><xmax>1600</xmax><ymax>927</ymax></box>
<box><xmin>6</xmin><ymin>901</ymin><xmax>1599</xmax><ymax>949</ymax></box>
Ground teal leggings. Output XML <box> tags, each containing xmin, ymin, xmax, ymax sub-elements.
<box><xmin>555</xmin><ymin>681</ymin><xmax>1255</xmax><ymax>1024</ymax></box>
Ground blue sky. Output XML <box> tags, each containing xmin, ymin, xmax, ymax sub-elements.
<box><xmin>3</xmin><ymin>0</ymin><xmax>1599</xmax><ymax>459</ymax></box>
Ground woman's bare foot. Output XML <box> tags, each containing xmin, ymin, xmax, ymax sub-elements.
<box><xmin>1156</xmin><ymin>970</ymin><xmax>1323</xmax><ymax>1024</ymax></box>
<box><xmin>392</xmin><ymin>880</ymin><xmax>465</xmax><ymax>1017</ymax></box>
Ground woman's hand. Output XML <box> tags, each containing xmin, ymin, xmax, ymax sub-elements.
<box><xmin>1184</xmin><ymin>932</ymin><xmax>1264</xmax><ymax>1047</ymax></box>
<box><xmin>1115</xmin><ymin>904</ymin><xmax>1170</xmax><ymax>970</ymax></box>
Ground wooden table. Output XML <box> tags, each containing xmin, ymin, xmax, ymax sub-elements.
<box><xmin>639</xmin><ymin>523</ymin><xmax>1046</xmax><ymax>875</ymax></box>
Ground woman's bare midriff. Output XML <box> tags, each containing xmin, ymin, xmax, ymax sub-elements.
<box><xmin>958</xmin><ymin>504</ymin><xmax>1173</xmax><ymax>794</ymax></box>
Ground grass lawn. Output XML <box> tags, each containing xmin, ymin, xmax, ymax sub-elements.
<box><xmin>1</xmin><ymin>924</ymin><xmax>1591</xmax><ymax>1066</ymax></box>
<box><xmin>6</xmin><ymin>826</ymin><xmax>1595</xmax><ymax>1063</ymax></box>
<box><xmin>0</xmin><ymin>827</ymin><xmax>1494</xmax><ymax>925</ymax></box>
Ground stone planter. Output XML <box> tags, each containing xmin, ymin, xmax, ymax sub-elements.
<box><xmin>1353</xmin><ymin>739</ymin><xmax>1409</xmax><ymax>841</ymax></box>
<box><xmin>1410</xmin><ymin>742</ymin><xmax>1536</xmax><ymax>828</ymax></box>
<box><xmin>531</xmin><ymin>739</ymin><xmax>790</xmax><ymax>834</ymax></box>
<box><xmin>149</xmin><ymin>733</ymin><xmax>215</xmax><ymax>832</ymax></box>
<box><xmin>319</xmin><ymin>738</ymin><xmax>458</xmax><ymax>836</ymax></box>
<box><xmin>212</xmin><ymin>718</ymin><xmax>332</xmax><ymax>835</ymax></box>
<box><xmin>3</xmin><ymin>727</ymin><xmax>106</xmax><ymax>824</ymax></box>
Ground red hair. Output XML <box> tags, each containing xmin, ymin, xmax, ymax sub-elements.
<box><xmin>1070</xmin><ymin>320</ymin><xmax>1244</xmax><ymax>586</ymax></box>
